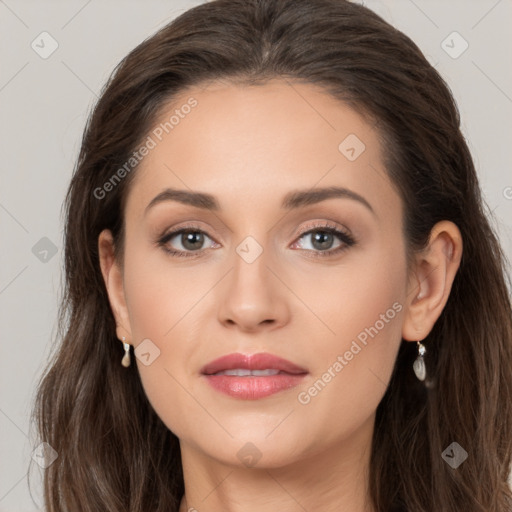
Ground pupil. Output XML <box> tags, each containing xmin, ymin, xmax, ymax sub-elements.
<box><xmin>183</xmin><ymin>231</ymin><xmax>203</xmax><ymax>250</ymax></box>
<box><xmin>313</xmin><ymin>231</ymin><xmax>333</xmax><ymax>250</ymax></box>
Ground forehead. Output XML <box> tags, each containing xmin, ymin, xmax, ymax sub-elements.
<box><xmin>125</xmin><ymin>78</ymin><xmax>398</xmax><ymax>221</ymax></box>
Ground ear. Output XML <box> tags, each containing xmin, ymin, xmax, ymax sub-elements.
<box><xmin>98</xmin><ymin>229</ymin><xmax>132</xmax><ymax>342</ymax></box>
<box><xmin>402</xmin><ymin>220</ymin><xmax>463</xmax><ymax>342</ymax></box>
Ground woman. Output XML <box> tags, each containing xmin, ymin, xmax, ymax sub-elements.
<box><xmin>31</xmin><ymin>0</ymin><xmax>512</xmax><ymax>510</ymax></box>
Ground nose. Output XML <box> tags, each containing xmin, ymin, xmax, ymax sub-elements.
<box><xmin>217</xmin><ymin>246</ymin><xmax>291</xmax><ymax>333</ymax></box>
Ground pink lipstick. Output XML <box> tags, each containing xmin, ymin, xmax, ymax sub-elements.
<box><xmin>200</xmin><ymin>352</ymin><xmax>308</xmax><ymax>400</ymax></box>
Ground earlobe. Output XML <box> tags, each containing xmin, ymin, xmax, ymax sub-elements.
<box><xmin>98</xmin><ymin>229</ymin><xmax>132</xmax><ymax>341</ymax></box>
<box><xmin>402</xmin><ymin>220</ymin><xmax>463</xmax><ymax>342</ymax></box>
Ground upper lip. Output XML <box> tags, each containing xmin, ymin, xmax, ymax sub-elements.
<box><xmin>200</xmin><ymin>352</ymin><xmax>308</xmax><ymax>375</ymax></box>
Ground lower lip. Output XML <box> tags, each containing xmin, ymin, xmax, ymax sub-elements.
<box><xmin>202</xmin><ymin>373</ymin><xmax>307</xmax><ymax>399</ymax></box>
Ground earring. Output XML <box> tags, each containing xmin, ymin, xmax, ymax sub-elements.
<box><xmin>413</xmin><ymin>340</ymin><xmax>426</xmax><ymax>381</ymax></box>
<box><xmin>121</xmin><ymin>336</ymin><xmax>131</xmax><ymax>368</ymax></box>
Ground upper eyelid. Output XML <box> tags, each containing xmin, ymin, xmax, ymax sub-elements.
<box><xmin>296</xmin><ymin>221</ymin><xmax>345</xmax><ymax>235</ymax></box>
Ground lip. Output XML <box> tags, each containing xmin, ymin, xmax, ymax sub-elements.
<box><xmin>201</xmin><ymin>352</ymin><xmax>308</xmax><ymax>375</ymax></box>
<box><xmin>200</xmin><ymin>352</ymin><xmax>308</xmax><ymax>400</ymax></box>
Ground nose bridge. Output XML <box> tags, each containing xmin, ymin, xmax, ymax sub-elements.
<box><xmin>226</xmin><ymin>209</ymin><xmax>275</xmax><ymax>279</ymax></box>
<box><xmin>230</xmin><ymin>231</ymin><xmax>274</xmax><ymax>299</ymax></box>
<box><xmin>216</xmin><ymin>227</ymin><xmax>290</xmax><ymax>330</ymax></box>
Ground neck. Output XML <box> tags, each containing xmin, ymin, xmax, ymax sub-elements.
<box><xmin>178</xmin><ymin>414</ymin><xmax>376</xmax><ymax>512</ymax></box>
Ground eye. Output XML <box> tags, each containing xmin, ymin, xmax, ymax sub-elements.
<box><xmin>156</xmin><ymin>221</ymin><xmax>356</xmax><ymax>259</ymax></box>
<box><xmin>157</xmin><ymin>223</ymin><xmax>218</xmax><ymax>258</ymax></box>
<box><xmin>291</xmin><ymin>221</ymin><xmax>356</xmax><ymax>258</ymax></box>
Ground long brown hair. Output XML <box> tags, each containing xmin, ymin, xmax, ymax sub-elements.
<box><xmin>30</xmin><ymin>0</ymin><xmax>512</xmax><ymax>510</ymax></box>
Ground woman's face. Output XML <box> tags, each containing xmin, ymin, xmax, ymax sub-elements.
<box><xmin>104</xmin><ymin>79</ymin><xmax>415</xmax><ymax>468</ymax></box>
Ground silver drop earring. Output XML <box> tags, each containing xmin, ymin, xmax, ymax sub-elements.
<box><xmin>121</xmin><ymin>336</ymin><xmax>131</xmax><ymax>368</ymax></box>
<box><xmin>413</xmin><ymin>340</ymin><xmax>427</xmax><ymax>381</ymax></box>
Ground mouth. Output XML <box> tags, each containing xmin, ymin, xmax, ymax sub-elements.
<box><xmin>200</xmin><ymin>352</ymin><xmax>308</xmax><ymax>400</ymax></box>
<box><xmin>209</xmin><ymin>368</ymin><xmax>286</xmax><ymax>376</ymax></box>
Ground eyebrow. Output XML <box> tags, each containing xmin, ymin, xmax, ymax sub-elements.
<box><xmin>144</xmin><ymin>186</ymin><xmax>375</xmax><ymax>217</ymax></box>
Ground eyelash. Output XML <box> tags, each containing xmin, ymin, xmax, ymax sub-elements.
<box><xmin>156</xmin><ymin>221</ymin><xmax>356</xmax><ymax>259</ymax></box>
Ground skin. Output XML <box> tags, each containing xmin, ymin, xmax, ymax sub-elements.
<box><xmin>98</xmin><ymin>79</ymin><xmax>463</xmax><ymax>512</ymax></box>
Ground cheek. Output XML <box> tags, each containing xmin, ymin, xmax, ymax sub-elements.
<box><xmin>122</xmin><ymin>242</ymin><xmax>211</xmax><ymax>338</ymax></box>
<box><xmin>295</xmin><ymin>236</ymin><xmax>406</xmax><ymax>352</ymax></box>
<box><xmin>330</xmin><ymin>240</ymin><xmax>406</xmax><ymax>369</ymax></box>
<box><xmin>335</xmin><ymin>257</ymin><xmax>405</xmax><ymax>351</ymax></box>
<box><xmin>121</xmin><ymin>248</ymin><xmax>214</xmax><ymax>436</ymax></box>
<box><xmin>300</xmin><ymin>238</ymin><xmax>401</xmax><ymax>338</ymax></box>
<box><xmin>294</xmin><ymin>243</ymin><xmax>406</xmax><ymax>438</ymax></box>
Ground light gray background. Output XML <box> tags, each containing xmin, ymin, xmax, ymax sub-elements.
<box><xmin>1</xmin><ymin>1</ymin><xmax>511</xmax><ymax>510</ymax></box>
